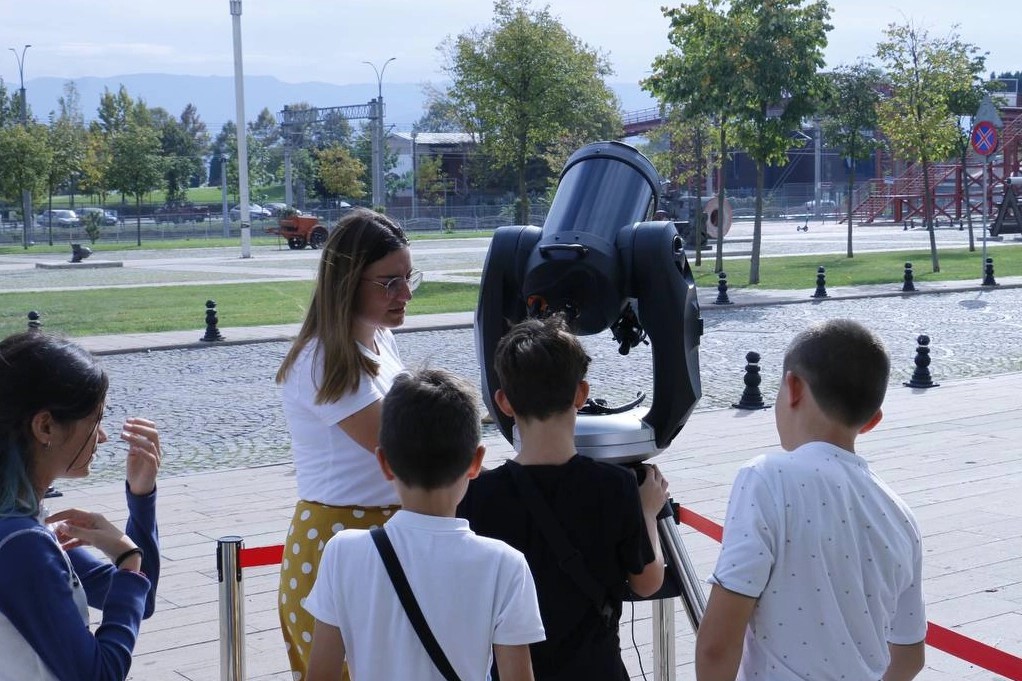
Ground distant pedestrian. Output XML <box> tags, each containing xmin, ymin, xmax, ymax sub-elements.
<box><xmin>275</xmin><ymin>208</ymin><xmax>422</xmax><ymax>680</ymax></box>
<box><xmin>696</xmin><ymin>319</ymin><xmax>926</xmax><ymax>681</ymax></box>
<box><xmin>0</xmin><ymin>331</ymin><xmax>162</xmax><ymax>681</ymax></box>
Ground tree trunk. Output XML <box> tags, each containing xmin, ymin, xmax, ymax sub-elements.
<box><xmin>749</xmin><ymin>161</ymin><xmax>764</xmax><ymax>285</ymax></box>
<box><xmin>922</xmin><ymin>158</ymin><xmax>940</xmax><ymax>272</ymax></box>
<box><xmin>516</xmin><ymin>151</ymin><xmax>529</xmax><ymax>225</ymax></box>
<box><xmin>714</xmin><ymin>123</ymin><xmax>726</xmax><ymax>274</ymax></box>
<box><xmin>693</xmin><ymin>128</ymin><xmax>704</xmax><ymax>267</ymax></box>
<box><xmin>961</xmin><ymin>142</ymin><xmax>975</xmax><ymax>251</ymax></box>
<box><xmin>136</xmin><ymin>195</ymin><xmax>142</xmax><ymax>247</ymax></box>
<box><xmin>48</xmin><ymin>190</ymin><xmax>54</xmax><ymax>246</ymax></box>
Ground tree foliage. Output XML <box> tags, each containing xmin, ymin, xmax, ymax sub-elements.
<box><xmin>875</xmin><ymin>21</ymin><xmax>986</xmax><ymax>272</ymax></box>
<box><xmin>443</xmin><ymin>0</ymin><xmax>621</xmax><ymax>223</ymax></box>
<box><xmin>107</xmin><ymin>122</ymin><xmax>164</xmax><ymax>245</ymax></box>
<box><xmin>314</xmin><ymin>145</ymin><xmax>365</xmax><ymax>200</ymax></box>
<box><xmin>0</xmin><ymin>123</ymin><xmax>52</xmax><ymax>204</ymax></box>
<box><xmin>820</xmin><ymin>61</ymin><xmax>884</xmax><ymax>257</ymax></box>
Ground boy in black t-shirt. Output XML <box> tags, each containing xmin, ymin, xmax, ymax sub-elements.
<box><xmin>458</xmin><ymin>315</ymin><xmax>669</xmax><ymax>680</ymax></box>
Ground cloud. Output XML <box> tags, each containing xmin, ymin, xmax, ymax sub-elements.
<box><xmin>54</xmin><ymin>42</ymin><xmax>176</xmax><ymax>59</ymax></box>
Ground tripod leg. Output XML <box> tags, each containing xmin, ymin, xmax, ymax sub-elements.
<box><xmin>652</xmin><ymin>599</ymin><xmax>676</xmax><ymax>681</ymax></box>
<box><xmin>658</xmin><ymin>514</ymin><xmax>707</xmax><ymax>629</ymax></box>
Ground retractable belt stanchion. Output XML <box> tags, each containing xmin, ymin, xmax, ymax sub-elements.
<box><xmin>218</xmin><ymin>536</ymin><xmax>246</xmax><ymax>681</ymax></box>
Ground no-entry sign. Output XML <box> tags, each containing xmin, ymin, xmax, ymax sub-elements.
<box><xmin>971</xmin><ymin>120</ymin><xmax>999</xmax><ymax>156</ymax></box>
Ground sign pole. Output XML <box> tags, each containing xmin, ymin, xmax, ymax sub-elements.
<box><xmin>982</xmin><ymin>157</ymin><xmax>988</xmax><ymax>278</ymax></box>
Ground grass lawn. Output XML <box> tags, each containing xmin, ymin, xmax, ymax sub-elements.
<box><xmin>0</xmin><ymin>281</ymin><xmax>479</xmax><ymax>338</ymax></box>
<box><xmin>687</xmin><ymin>244</ymin><xmax>1021</xmax><ymax>290</ymax></box>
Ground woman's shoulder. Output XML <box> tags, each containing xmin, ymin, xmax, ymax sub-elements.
<box><xmin>0</xmin><ymin>517</ymin><xmax>52</xmax><ymax>555</ymax></box>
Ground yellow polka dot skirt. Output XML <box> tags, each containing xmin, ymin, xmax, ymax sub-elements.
<box><xmin>278</xmin><ymin>499</ymin><xmax>398</xmax><ymax>680</ymax></box>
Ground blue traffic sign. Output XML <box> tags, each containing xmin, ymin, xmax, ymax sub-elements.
<box><xmin>971</xmin><ymin>121</ymin><xmax>999</xmax><ymax>156</ymax></box>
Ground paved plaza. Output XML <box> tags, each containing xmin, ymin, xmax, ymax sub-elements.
<box><xmin>6</xmin><ymin>221</ymin><xmax>1022</xmax><ymax>680</ymax></box>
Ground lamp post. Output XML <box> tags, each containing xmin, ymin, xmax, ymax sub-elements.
<box><xmin>411</xmin><ymin>131</ymin><xmax>418</xmax><ymax>219</ymax></box>
<box><xmin>220</xmin><ymin>153</ymin><xmax>230</xmax><ymax>238</ymax></box>
<box><xmin>9</xmin><ymin>44</ymin><xmax>31</xmax><ymax>250</ymax></box>
<box><xmin>229</xmin><ymin>0</ymin><xmax>251</xmax><ymax>258</ymax></box>
<box><xmin>362</xmin><ymin>57</ymin><xmax>395</xmax><ymax>209</ymax></box>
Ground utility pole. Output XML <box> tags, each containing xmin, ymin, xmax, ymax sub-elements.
<box><xmin>9</xmin><ymin>44</ymin><xmax>32</xmax><ymax>249</ymax></box>
<box><xmin>363</xmin><ymin>57</ymin><xmax>395</xmax><ymax>209</ymax></box>
<box><xmin>229</xmin><ymin>0</ymin><xmax>251</xmax><ymax>258</ymax></box>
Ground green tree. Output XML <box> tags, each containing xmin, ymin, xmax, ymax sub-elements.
<box><xmin>820</xmin><ymin>61</ymin><xmax>884</xmax><ymax>258</ymax></box>
<box><xmin>313</xmin><ymin>145</ymin><xmax>366</xmax><ymax>200</ymax></box>
<box><xmin>443</xmin><ymin>0</ymin><xmax>622</xmax><ymax>224</ymax></box>
<box><xmin>875</xmin><ymin>21</ymin><xmax>982</xmax><ymax>272</ymax></box>
<box><xmin>96</xmin><ymin>85</ymin><xmax>134</xmax><ymax>136</ymax></box>
<box><xmin>0</xmin><ymin>123</ymin><xmax>51</xmax><ymax>222</ymax></box>
<box><xmin>80</xmin><ymin>127</ymin><xmax>113</xmax><ymax>205</ymax></box>
<box><xmin>416</xmin><ymin>154</ymin><xmax>450</xmax><ymax>209</ymax></box>
<box><xmin>728</xmin><ymin>0</ymin><xmax>831</xmax><ymax>284</ymax></box>
<box><xmin>645</xmin><ymin>0</ymin><xmax>747</xmax><ymax>273</ymax></box>
<box><xmin>45</xmin><ymin>115</ymin><xmax>86</xmax><ymax>244</ymax></box>
<box><xmin>413</xmin><ymin>89</ymin><xmax>463</xmax><ymax>133</ymax></box>
<box><xmin>107</xmin><ymin>122</ymin><xmax>164</xmax><ymax>246</ymax></box>
<box><xmin>55</xmin><ymin>81</ymin><xmax>88</xmax><ymax>208</ymax></box>
<box><xmin>180</xmin><ymin>104</ymin><xmax>211</xmax><ymax>187</ymax></box>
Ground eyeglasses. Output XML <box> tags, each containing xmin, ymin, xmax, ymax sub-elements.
<box><xmin>361</xmin><ymin>269</ymin><xmax>423</xmax><ymax>298</ymax></box>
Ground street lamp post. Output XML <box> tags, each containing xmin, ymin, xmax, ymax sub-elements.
<box><xmin>9</xmin><ymin>44</ymin><xmax>32</xmax><ymax>250</ymax></box>
<box><xmin>411</xmin><ymin>131</ymin><xmax>418</xmax><ymax>219</ymax></box>
<box><xmin>229</xmin><ymin>0</ymin><xmax>251</xmax><ymax>258</ymax></box>
<box><xmin>362</xmin><ymin>57</ymin><xmax>395</xmax><ymax>209</ymax></box>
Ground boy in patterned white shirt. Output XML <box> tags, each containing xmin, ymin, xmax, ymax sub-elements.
<box><xmin>696</xmin><ymin>319</ymin><xmax>926</xmax><ymax>681</ymax></box>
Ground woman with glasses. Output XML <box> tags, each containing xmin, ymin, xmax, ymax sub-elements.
<box><xmin>0</xmin><ymin>331</ymin><xmax>162</xmax><ymax>681</ymax></box>
<box><xmin>275</xmin><ymin>207</ymin><xmax>422</xmax><ymax>680</ymax></box>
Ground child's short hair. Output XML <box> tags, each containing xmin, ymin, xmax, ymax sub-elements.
<box><xmin>782</xmin><ymin>319</ymin><xmax>890</xmax><ymax>428</ymax></box>
<box><xmin>494</xmin><ymin>315</ymin><xmax>591</xmax><ymax>421</ymax></box>
<box><xmin>379</xmin><ymin>368</ymin><xmax>480</xmax><ymax>489</ymax></box>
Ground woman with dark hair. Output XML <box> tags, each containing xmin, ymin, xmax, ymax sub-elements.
<box><xmin>275</xmin><ymin>208</ymin><xmax>421</xmax><ymax>679</ymax></box>
<box><xmin>0</xmin><ymin>331</ymin><xmax>162</xmax><ymax>681</ymax></box>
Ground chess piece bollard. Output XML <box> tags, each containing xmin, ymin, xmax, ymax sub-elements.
<box><xmin>714</xmin><ymin>271</ymin><xmax>733</xmax><ymax>305</ymax></box>
<box><xmin>27</xmin><ymin>310</ymin><xmax>43</xmax><ymax>330</ymax></box>
<box><xmin>200</xmin><ymin>299</ymin><xmax>225</xmax><ymax>342</ymax></box>
<box><xmin>732</xmin><ymin>351</ymin><xmax>770</xmax><ymax>410</ymax></box>
<box><xmin>811</xmin><ymin>266</ymin><xmax>829</xmax><ymax>298</ymax></box>
<box><xmin>70</xmin><ymin>243</ymin><xmax>93</xmax><ymax>263</ymax></box>
<box><xmin>903</xmin><ymin>335</ymin><xmax>939</xmax><ymax>389</ymax></box>
<box><xmin>982</xmin><ymin>257</ymin><xmax>997</xmax><ymax>287</ymax></box>
<box><xmin>902</xmin><ymin>262</ymin><xmax>916</xmax><ymax>292</ymax></box>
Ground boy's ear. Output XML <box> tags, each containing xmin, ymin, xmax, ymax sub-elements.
<box><xmin>494</xmin><ymin>389</ymin><xmax>515</xmax><ymax>418</ymax></box>
<box><xmin>573</xmin><ymin>380</ymin><xmax>590</xmax><ymax>409</ymax></box>
<box><xmin>783</xmin><ymin>371</ymin><xmax>805</xmax><ymax>407</ymax></box>
<box><xmin>859</xmin><ymin>408</ymin><xmax>883</xmax><ymax>434</ymax></box>
<box><xmin>375</xmin><ymin>447</ymin><xmax>396</xmax><ymax>481</ymax></box>
<box><xmin>466</xmin><ymin>445</ymin><xmax>486</xmax><ymax>480</ymax></box>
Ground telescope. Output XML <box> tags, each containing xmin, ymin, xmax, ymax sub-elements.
<box><xmin>475</xmin><ymin>140</ymin><xmax>703</xmax><ymax>463</ymax></box>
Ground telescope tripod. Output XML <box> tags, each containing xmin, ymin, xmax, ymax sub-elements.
<box><xmin>632</xmin><ymin>498</ymin><xmax>708</xmax><ymax>681</ymax></box>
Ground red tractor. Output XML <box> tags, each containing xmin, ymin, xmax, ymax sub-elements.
<box><xmin>269</xmin><ymin>211</ymin><xmax>330</xmax><ymax>250</ymax></box>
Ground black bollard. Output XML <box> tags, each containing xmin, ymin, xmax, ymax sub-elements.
<box><xmin>70</xmin><ymin>243</ymin><xmax>93</xmax><ymax>263</ymax></box>
<box><xmin>902</xmin><ymin>262</ymin><xmax>916</xmax><ymax>292</ymax></box>
<box><xmin>200</xmin><ymin>299</ymin><xmax>225</xmax><ymax>342</ymax></box>
<box><xmin>732</xmin><ymin>351</ymin><xmax>770</xmax><ymax>410</ymax></box>
<box><xmin>982</xmin><ymin>257</ymin><xmax>997</xmax><ymax>287</ymax></box>
<box><xmin>714</xmin><ymin>271</ymin><xmax>733</xmax><ymax>305</ymax></box>
<box><xmin>811</xmin><ymin>266</ymin><xmax>829</xmax><ymax>298</ymax></box>
<box><xmin>903</xmin><ymin>335</ymin><xmax>939</xmax><ymax>389</ymax></box>
<box><xmin>27</xmin><ymin>310</ymin><xmax>43</xmax><ymax>330</ymax></box>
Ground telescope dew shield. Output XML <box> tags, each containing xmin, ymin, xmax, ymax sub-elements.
<box><xmin>523</xmin><ymin>141</ymin><xmax>660</xmax><ymax>335</ymax></box>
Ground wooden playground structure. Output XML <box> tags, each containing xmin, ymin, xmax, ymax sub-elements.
<box><xmin>848</xmin><ymin>107</ymin><xmax>1022</xmax><ymax>227</ymax></box>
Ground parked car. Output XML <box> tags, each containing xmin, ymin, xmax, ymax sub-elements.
<box><xmin>80</xmin><ymin>207</ymin><xmax>118</xmax><ymax>226</ymax></box>
<box><xmin>229</xmin><ymin>203</ymin><xmax>273</xmax><ymax>220</ymax></box>
<box><xmin>264</xmin><ymin>202</ymin><xmax>291</xmax><ymax>217</ymax></box>
<box><xmin>804</xmin><ymin>199</ymin><xmax>838</xmax><ymax>213</ymax></box>
<box><xmin>155</xmin><ymin>202</ymin><xmax>211</xmax><ymax>224</ymax></box>
<box><xmin>36</xmin><ymin>209</ymin><xmax>81</xmax><ymax>228</ymax></box>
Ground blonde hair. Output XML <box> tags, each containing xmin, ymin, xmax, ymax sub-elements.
<box><xmin>276</xmin><ymin>208</ymin><xmax>409</xmax><ymax>403</ymax></box>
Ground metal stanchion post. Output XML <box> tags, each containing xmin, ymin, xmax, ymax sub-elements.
<box><xmin>652</xmin><ymin>599</ymin><xmax>676</xmax><ymax>681</ymax></box>
<box><xmin>218</xmin><ymin>536</ymin><xmax>246</xmax><ymax>681</ymax></box>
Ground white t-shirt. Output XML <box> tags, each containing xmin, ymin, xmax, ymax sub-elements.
<box><xmin>280</xmin><ymin>330</ymin><xmax>404</xmax><ymax>506</ymax></box>
<box><xmin>709</xmin><ymin>441</ymin><xmax>926</xmax><ymax>681</ymax></box>
<box><xmin>304</xmin><ymin>510</ymin><xmax>545</xmax><ymax>681</ymax></box>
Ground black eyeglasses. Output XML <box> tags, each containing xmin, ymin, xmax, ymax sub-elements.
<box><xmin>361</xmin><ymin>269</ymin><xmax>423</xmax><ymax>298</ymax></box>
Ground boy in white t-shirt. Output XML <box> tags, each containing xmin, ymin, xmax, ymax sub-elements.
<box><xmin>304</xmin><ymin>368</ymin><xmax>545</xmax><ymax>681</ymax></box>
<box><xmin>696</xmin><ymin>319</ymin><xmax>927</xmax><ymax>681</ymax></box>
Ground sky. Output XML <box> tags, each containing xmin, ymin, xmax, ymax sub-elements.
<box><xmin>0</xmin><ymin>0</ymin><xmax>1017</xmax><ymax>89</ymax></box>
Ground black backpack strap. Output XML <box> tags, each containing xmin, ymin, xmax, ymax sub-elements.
<box><xmin>505</xmin><ymin>461</ymin><xmax>614</xmax><ymax>627</ymax></box>
<box><xmin>370</xmin><ymin>527</ymin><xmax>463</xmax><ymax>681</ymax></box>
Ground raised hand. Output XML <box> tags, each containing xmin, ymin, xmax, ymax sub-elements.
<box><xmin>122</xmin><ymin>418</ymin><xmax>161</xmax><ymax>496</ymax></box>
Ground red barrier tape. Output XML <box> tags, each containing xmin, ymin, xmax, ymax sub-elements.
<box><xmin>673</xmin><ymin>504</ymin><xmax>1022</xmax><ymax>681</ymax></box>
<box><xmin>238</xmin><ymin>544</ymin><xmax>284</xmax><ymax>568</ymax></box>
<box><xmin>232</xmin><ymin>508</ymin><xmax>1022</xmax><ymax>680</ymax></box>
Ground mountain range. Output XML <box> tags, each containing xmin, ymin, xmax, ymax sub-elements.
<box><xmin>21</xmin><ymin>73</ymin><xmax>658</xmax><ymax>134</ymax></box>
